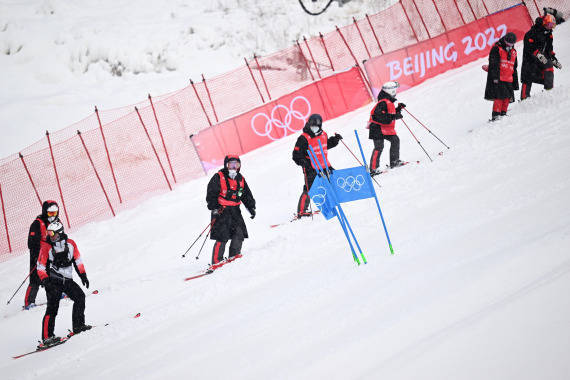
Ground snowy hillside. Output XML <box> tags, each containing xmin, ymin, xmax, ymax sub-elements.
<box><xmin>0</xmin><ymin>0</ymin><xmax>394</xmax><ymax>156</ymax></box>
<box><xmin>1</xmin><ymin>2</ymin><xmax>570</xmax><ymax>380</ymax></box>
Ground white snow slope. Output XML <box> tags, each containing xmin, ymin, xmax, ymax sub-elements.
<box><xmin>1</xmin><ymin>4</ymin><xmax>570</xmax><ymax>380</ymax></box>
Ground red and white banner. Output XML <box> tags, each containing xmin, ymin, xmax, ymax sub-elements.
<box><xmin>363</xmin><ymin>4</ymin><xmax>533</xmax><ymax>94</ymax></box>
<box><xmin>192</xmin><ymin>66</ymin><xmax>371</xmax><ymax>170</ymax></box>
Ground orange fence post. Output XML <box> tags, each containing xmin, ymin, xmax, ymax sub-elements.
<box><xmin>0</xmin><ymin>183</ymin><xmax>11</xmax><ymax>253</ymax></box>
<box><xmin>190</xmin><ymin>79</ymin><xmax>212</xmax><ymax>127</ymax></box>
<box><xmin>19</xmin><ymin>153</ymin><xmax>42</xmax><ymax>206</ymax></box>
<box><xmin>430</xmin><ymin>0</ymin><xmax>448</xmax><ymax>32</ymax></box>
<box><xmin>334</xmin><ymin>26</ymin><xmax>373</xmax><ymax>91</ymax></box>
<box><xmin>77</xmin><ymin>131</ymin><xmax>116</xmax><ymax>217</ymax></box>
<box><xmin>296</xmin><ymin>40</ymin><xmax>315</xmax><ymax>81</ymax></box>
<box><xmin>464</xmin><ymin>0</ymin><xmax>477</xmax><ymax>20</ymax></box>
<box><xmin>46</xmin><ymin>131</ymin><xmax>71</xmax><ymax>228</ymax></box>
<box><xmin>452</xmin><ymin>0</ymin><xmax>467</xmax><ymax>24</ymax></box>
<box><xmin>253</xmin><ymin>54</ymin><xmax>272</xmax><ymax>101</ymax></box>
<box><xmin>148</xmin><ymin>94</ymin><xmax>177</xmax><ymax>183</ymax></box>
<box><xmin>244</xmin><ymin>57</ymin><xmax>266</xmax><ymax>103</ymax></box>
<box><xmin>95</xmin><ymin>106</ymin><xmax>122</xmax><ymax>204</ymax></box>
<box><xmin>353</xmin><ymin>17</ymin><xmax>371</xmax><ymax>59</ymax></box>
<box><xmin>410</xmin><ymin>0</ymin><xmax>432</xmax><ymax>38</ymax></box>
<box><xmin>201</xmin><ymin>74</ymin><xmax>219</xmax><ymax>123</ymax></box>
<box><xmin>134</xmin><ymin>107</ymin><xmax>173</xmax><ymax>191</ymax></box>
<box><xmin>303</xmin><ymin>37</ymin><xmax>322</xmax><ymax>79</ymax></box>
<box><xmin>400</xmin><ymin>1</ymin><xmax>420</xmax><ymax>42</ymax></box>
<box><xmin>365</xmin><ymin>14</ymin><xmax>384</xmax><ymax>54</ymax></box>
<box><xmin>319</xmin><ymin>32</ymin><xmax>335</xmax><ymax>72</ymax></box>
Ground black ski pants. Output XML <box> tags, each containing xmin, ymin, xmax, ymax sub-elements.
<box><xmin>42</xmin><ymin>276</ymin><xmax>85</xmax><ymax>339</ymax></box>
<box><xmin>211</xmin><ymin>225</ymin><xmax>244</xmax><ymax>265</ymax></box>
<box><xmin>370</xmin><ymin>135</ymin><xmax>400</xmax><ymax>170</ymax></box>
<box><xmin>297</xmin><ymin>167</ymin><xmax>317</xmax><ymax>214</ymax></box>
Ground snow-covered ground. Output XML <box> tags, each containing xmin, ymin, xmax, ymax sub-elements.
<box><xmin>0</xmin><ymin>0</ymin><xmax>394</xmax><ymax>157</ymax></box>
<box><xmin>1</xmin><ymin>2</ymin><xmax>570</xmax><ymax>379</ymax></box>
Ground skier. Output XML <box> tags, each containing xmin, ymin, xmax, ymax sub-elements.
<box><xmin>484</xmin><ymin>32</ymin><xmax>519</xmax><ymax>121</ymax></box>
<box><xmin>24</xmin><ymin>200</ymin><xmax>60</xmax><ymax>310</ymax></box>
<box><xmin>520</xmin><ymin>13</ymin><xmax>562</xmax><ymax>100</ymax></box>
<box><xmin>37</xmin><ymin>221</ymin><xmax>91</xmax><ymax>347</ymax></box>
<box><xmin>368</xmin><ymin>81</ymin><xmax>406</xmax><ymax>176</ymax></box>
<box><xmin>292</xmin><ymin>113</ymin><xmax>342</xmax><ymax>217</ymax></box>
<box><xmin>206</xmin><ymin>155</ymin><xmax>256</xmax><ymax>268</ymax></box>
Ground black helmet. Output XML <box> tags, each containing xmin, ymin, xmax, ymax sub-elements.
<box><xmin>41</xmin><ymin>200</ymin><xmax>59</xmax><ymax>222</ymax></box>
<box><xmin>223</xmin><ymin>155</ymin><xmax>241</xmax><ymax>171</ymax></box>
<box><xmin>306</xmin><ymin>114</ymin><xmax>323</xmax><ymax>136</ymax></box>
<box><xmin>504</xmin><ymin>32</ymin><xmax>517</xmax><ymax>45</ymax></box>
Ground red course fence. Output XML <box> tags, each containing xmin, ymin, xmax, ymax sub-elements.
<box><xmin>0</xmin><ymin>0</ymin><xmax>567</xmax><ymax>259</ymax></box>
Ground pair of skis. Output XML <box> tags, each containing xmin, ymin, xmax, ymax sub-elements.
<box><xmin>21</xmin><ymin>289</ymin><xmax>99</xmax><ymax>311</ymax></box>
<box><xmin>184</xmin><ymin>255</ymin><xmax>243</xmax><ymax>282</ymax></box>
<box><xmin>270</xmin><ymin>210</ymin><xmax>321</xmax><ymax>228</ymax></box>
<box><xmin>13</xmin><ymin>325</ymin><xmax>103</xmax><ymax>359</ymax></box>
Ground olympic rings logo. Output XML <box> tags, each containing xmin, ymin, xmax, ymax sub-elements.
<box><xmin>336</xmin><ymin>175</ymin><xmax>366</xmax><ymax>192</ymax></box>
<box><xmin>311</xmin><ymin>186</ymin><xmax>327</xmax><ymax>207</ymax></box>
<box><xmin>250</xmin><ymin>96</ymin><xmax>311</xmax><ymax>141</ymax></box>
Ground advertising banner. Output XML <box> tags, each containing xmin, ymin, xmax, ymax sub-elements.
<box><xmin>191</xmin><ymin>66</ymin><xmax>371</xmax><ymax>171</ymax></box>
<box><xmin>363</xmin><ymin>4</ymin><xmax>533</xmax><ymax>95</ymax></box>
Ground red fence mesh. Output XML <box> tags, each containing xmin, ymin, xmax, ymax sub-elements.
<box><xmin>0</xmin><ymin>1</ymin><xmax>555</xmax><ymax>259</ymax></box>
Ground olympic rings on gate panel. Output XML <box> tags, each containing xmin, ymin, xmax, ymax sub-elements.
<box><xmin>250</xmin><ymin>96</ymin><xmax>311</xmax><ymax>141</ymax></box>
<box><xmin>311</xmin><ymin>186</ymin><xmax>327</xmax><ymax>207</ymax></box>
<box><xmin>336</xmin><ymin>175</ymin><xmax>365</xmax><ymax>192</ymax></box>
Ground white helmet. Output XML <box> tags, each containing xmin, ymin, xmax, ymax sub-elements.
<box><xmin>382</xmin><ymin>81</ymin><xmax>400</xmax><ymax>97</ymax></box>
<box><xmin>47</xmin><ymin>221</ymin><xmax>64</xmax><ymax>240</ymax></box>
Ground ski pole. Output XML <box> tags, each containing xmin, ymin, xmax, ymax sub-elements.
<box><xmin>339</xmin><ymin>138</ymin><xmax>382</xmax><ymax>190</ymax></box>
<box><xmin>182</xmin><ymin>219</ymin><xmax>215</xmax><ymax>258</ymax></box>
<box><xmin>6</xmin><ymin>266</ymin><xmax>35</xmax><ymax>305</ymax></box>
<box><xmin>403</xmin><ymin>109</ymin><xmax>450</xmax><ymax>150</ymax></box>
<box><xmin>401</xmin><ymin>118</ymin><xmax>433</xmax><ymax>162</ymax></box>
<box><xmin>195</xmin><ymin>229</ymin><xmax>211</xmax><ymax>260</ymax></box>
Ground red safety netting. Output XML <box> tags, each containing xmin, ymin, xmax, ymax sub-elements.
<box><xmin>0</xmin><ymin>1</ymin><xmax>547</xmax><ymax>259</ymax></box>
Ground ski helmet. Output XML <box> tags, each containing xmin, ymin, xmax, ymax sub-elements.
<box><xmin>224</xmin><ymin>155</ymin><xmax>241</xmax><ymax>171</ymax></box>
<box><xmin>42</xmin><ymin>200</ymin><xmax>59</xmax><ymax>222</ymax></box>
<box><xmin>306</xmin><ymin>114</ymin><xmax>323</xmax><ymax>135</ymax></box>
<box><xmin>47</xmin><ymin>221</ymin><xmax>64</xmax><ymax>241</ymax></box>
<box><xmin>504</xmin><ymin>32</ymin><xmax>516</xmax><ymax>46</ymax></box>
<box><xmin>382</xmin><ymin>81</ymin><xmax>399</xmax><ymax>97</ymax></box>
<box><xmin>542</xmin><ymin>14</ymin><xmax>556</xmax><ymax>30</ymax></box>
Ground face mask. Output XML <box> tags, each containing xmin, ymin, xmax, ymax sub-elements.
<box><xmin>310</xmin><ymin>126</ymin><xmax>320</xmax><ymax>134</ymax></box>
<box><xmin>48</xmin><ymin>216</ymin><xmax>56</xmax><ymax>222</ymax></box>
<box><xmin>228</xmin><ymin>169</ymin><xmax>237</xmax><ymax>179</ymax></box>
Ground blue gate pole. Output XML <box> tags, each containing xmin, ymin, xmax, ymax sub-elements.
<box><xmin>317</xmin><ymin>140</ymin><xmax>366</xmax><ymax>264</ymax></box>
<box><xmin>308</xmin><ymin>147</ymin><xmax>360</xmax><ymax>264</ymax></box>
<box><xmin>354</xmin><ymin>130</ymin><xmax>395</xmax><ymax>255</ymax></box>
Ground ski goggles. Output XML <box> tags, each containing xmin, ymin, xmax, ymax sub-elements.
<box><xmin>47</xmin><ymin>230</ymin><xmax>60</xmax><ymax>238</ymax></box>
<box><xmin>47</xmin><ymin>210</ymin><xmax>58</xmax><ymax>217</ymax></box>
<box><xmin>227</xmin><ymin>161</ymin><xmax>241</xmax><ymax>170</ymax></box>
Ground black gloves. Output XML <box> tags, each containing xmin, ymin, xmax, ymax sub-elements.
<box><xmin>334</xmin><ymin>133</ymin><xmax>343</xmax><ymax>140</ymax></box>
<box><xmin>211</xmin><ymin>207</ymin><xmax>224</xmax><ymax>217</ymax></box>
<box><xmin>248</xmin><ymin>208</ymin><xmax>256</xmax><ymax>219</ymax></box>
<box><xmin>553</xmin><ymin>58</ymin><xmax>562</xmax><ymax>69</ymax></box>
<box><xmin>396</xmin><ymin>103</ymin><xmax>406</xmax><ymax>111</ymax></box>
<box><xmin>79</xmin><ymin>273</ymin><xmax>89</xmax><ymax>289</ymax></box>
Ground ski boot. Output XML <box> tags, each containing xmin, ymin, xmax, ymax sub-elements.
<box><xmin>37</xmin><ymin>336</ymin><xmax>63</xmax><ymax>350</ymax></box>
<box><xmin>23</xmin><ymin>303</ymin><xmax>36</xmax><ymax>310</ymax></box>
<box><xmin>390</xmin><ymin>160</ymin><xmax>406</xmax><ymax>169</ymax></box>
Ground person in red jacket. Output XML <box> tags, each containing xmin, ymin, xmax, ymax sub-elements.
<box><xmin>292</xmin><ymin>114</ymin><xmax>342</xmax><ymax>217</ymax></box>
<box><xmin>37</xmin><ymin>221</ymin><xmax>91</xmax><ymax>348</ymax></box>
<box><xmin>368</xmin><ymin>81</ymin><xmax>406</xmax><ymax>176</ymax></box>
<box><xmin>520</xmin><ymin>13</ymin><xmax>562</xmax><ymax>100</ymax></box>
<box><xmin>206</xmin><ymin>155</ymin><xmax>256</xmax><ymax>268</ymax></box>
<box><xmin>485</xmin><ymin>32</ymin><xmax>519</xmax><ymax>121</ymax></box>
<box><xmin>24</xmin><ymin>200</ymin><xmax>60</xmax><ymax>310</ymax></box>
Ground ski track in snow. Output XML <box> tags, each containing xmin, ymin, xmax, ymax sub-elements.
<box><xmin>1</xmin><ymin>4</ymin><xmax>570</xmax><ymax>380</ymax></box>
